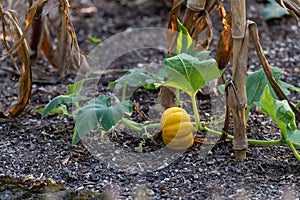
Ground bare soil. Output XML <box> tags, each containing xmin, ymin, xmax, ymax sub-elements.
<box><xmin>1</xmin><ymin>0</ymin><xmax>300</xmax><ymax>199</ymax></box>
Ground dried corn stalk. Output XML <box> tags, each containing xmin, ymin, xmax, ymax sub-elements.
<box><xmin>0</xmin><ymin>0</ymin><xmax>88</xmax><ymax>118</ymax></box>
<box><xmin>0</xmin><ymin>9</ymin><xmax>31</xmax><ymax>118</ymax></box>
<box><xmin>225</xmin><ymin>0</ymin><xmax>248</xmax><ymax>160</ymax></box>
<box><xmin>0</xmin><ymin>0</ymin><xmax>47</xmax><ymax>118</ymax></box>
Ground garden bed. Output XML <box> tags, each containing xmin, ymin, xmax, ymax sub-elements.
<box><xmin>1</xmin><ymin>0</ymin><xmax>300</xmax><ymax>199</ymax></box>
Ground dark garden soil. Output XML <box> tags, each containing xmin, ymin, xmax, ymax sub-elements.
<box><xmin>1</xmin><ymin>0</ymin><xmax>300</xmax><ymax>199</ymax></box>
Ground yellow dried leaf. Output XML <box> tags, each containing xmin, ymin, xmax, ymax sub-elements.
<box><xmin>40</xmin><ymin>25</ymin><xmax>59</xmax><ymax>68</ymax></box>
<box><xmin>2</xmin><ymin>11</ymin><xmax>31</xmax><ymax>118</ymax></box>
<box><xmin>216</xmin><ymin>8</ymin><xmax>233</xmax><ymax>70</ymax></box>
<box><xmin>0</xmin><ymin>0</ymin><xmax>47</xmax><ymax>59</ymax></box>
<box><xmin>275</xmin><ymin>0</ymin><xmax>300</xmax><ymax>25</ymax></box>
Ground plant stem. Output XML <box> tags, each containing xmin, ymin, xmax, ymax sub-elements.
<box><xmin>191</xmin><ymin>94</ymin><xmax>201</xmax><ymax>130</ymax></box>
<box><xmin>121</xmin><ymin>118</ymin><xmax>143</xmax><ymax>132</ymax></box>
<box><xmin>175</xmin><ymin>89</ymin><xmax>180</xmax><ymax>107</ymax></box>
<box><xmin>121</xmin><ymin>119</ymin><xmax>161</xmax><ymax>132</ymax></box>
<box><xmin>202</xmin><ymin>126</ymin><xmax>233</xmax><ymax>139</ymax></box>
<box><xmin>144</xmin><ymin>123</ymin><xmax>161</xmax><ymax>130</ymax></box>
<box><xmin>247</xmin><ymin>139</ymin><xmax>283</xmax><ymax>146</ymax></box>
<box><xmin>122</xmin><ymin>82</ymin><xmax>128</xmax><ymax>102</ymax></box>
<box><xmin>287</xmin><ymin>140</ymin><xmax>300</xmax><ymax>161</ymax></box>
<box><xmin>203</xmin><ymin>126</ymin><xmax>284</xmax><ymax>146</ymax></box>
<box><xmin>121</xmin><ymin>119</ymin><xmax>290</xmax><ymax>147</ymax></box>
<box><xmin>291</xmin><ymin>141</ymin><xmax>300</xmax><ymax>149</ymax></box>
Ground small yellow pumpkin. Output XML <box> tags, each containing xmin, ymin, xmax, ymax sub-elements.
<box><xmin>160</xmin><ymin>107</ymin><xmax>194</xmax><ymax>150</ymax></box>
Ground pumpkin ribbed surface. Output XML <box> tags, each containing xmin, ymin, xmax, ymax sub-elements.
<box><xmin>160</xmin><ymin>107</ymin><xmax>194</xmax><ymax>150</ymax></box>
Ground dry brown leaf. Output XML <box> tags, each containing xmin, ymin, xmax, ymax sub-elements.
<box><xmin>215</xmin><ymin>27</ymin><xmax>232</xmax><ymax>70</ymax></box>
<box><xmin>3</xmin><ymin>11</ymin><xmax>32</xmax><ymax>118</ymax></box>
<box><xmin>171</xmin><ymin>0</ymin><xmax>185</xmax><ymax>13</ymax></box>
<box><xmin>26</xmin><ymin>0</ymin><xmax>48</xmax><ymax>28</ymax></box>
<box><xmin>275</xmin><ymin>0</ymin><xmax>300</xmax><ymax>25</ymax></box>
<box><xmin>185</xmin><ymin>0</ymin><xmax>218</xmax><ymax>50</ymax></box>
<box><xmin>0</xmin><ymin>1</ymin><xmax>20</xmax><ymax>74</ymax></box>
<box><xmin>64</xmin><ymin>0</ymin><xmax>88</xmax><ymax>71</ymax></box>
<box><xmin>29</xmin><ymin>0</ymin><xmax>48</xmax><ymax>65</ymax></box>
<box><xmin>187</xmin><ymin>0</ymin><xmax>206</xmax><ymax>11</ymax></box>
<box><xmin>56</xmin><ymin>0</ymin><xmax>89</xmax><ymax>76</ymax></box>
<box><xmin>40</xmin><ymin>23</ymin><xmax>59</xmax><ymax>68</ymax></box>
<box><xmin>0</xmin><ymin>0</ymin><xmax>48</xmax><ymax>59</ymax></box>
<box><xmin>215</xmin><ymin>6</ymin><xmax>233</xmax><ymax>70</ymax></box>
<box><xmin>166</xmin><ymin>14</ymin><xmax>179</xmax><ymax>55</ymax></box>
<box><xmin>182</xmin><ymin>8</ymin><xmax>199</xmax><ymax>34</ymax></box>
<box><xmin>199</xmin><ymin>11</ymin><xmax>213</xmax><ymax>50</ymax></box>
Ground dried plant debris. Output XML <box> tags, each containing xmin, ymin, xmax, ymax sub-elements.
<box><xmin>0</xmin><ymin>0</ymin><xmax>87</xmax><ymax>118</ymax></box>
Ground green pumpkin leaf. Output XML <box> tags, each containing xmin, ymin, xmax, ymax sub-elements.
<box><xmin>288</xmin><ymin>129</ymin><xmax>300</xmax><ymax>143</ymax></box>
<box><xmin>72</xmin><ymin>127</ymin><xmax>81</xmax><ymax>146</ymax></box>
<box><xmin>163</xmin><ymin>53</ymin><xmax>221</xmax><ymax>97</ymax></box>
<box><xmin>246</xmin><ymin>67</ymin><xmax>281</xmax><ymax>106</ymax></box>
<box><xmin>176</xmin><ymin>19</ymin><xmax>194</xmax><ymax>54</ymax></box>
<box><xmin>262</xmin><ymin>0</ymin><xmax>289</xmax><ymax>21</ymax></box>
<box><xmin>246</xmin><ymin>66</ymin><xmax>299</xmax><ymax>119</ymax></box>
<box><xmin>66</xmin><ymin>69</ymin><xmax>97</xmax><ymax>95</ymax></box>
<box><xmin>279</xmin><ymin>80</ymin><xmax>300</xmax><ymax>94</ymax></box>
<box><xmin>74</xmin><ymin>95</ymin><xmax>133</xmax><ymax>145</ymax></box>
<box><xmin>41</xmin><ymin>95</ymin><xmax>86</xmax><ymax>118</ymax></box>
<box><xmin>259</xmin><ymin>85</ymin><xmax>297</xmax><ymax>141</ymax></box>
<box><xmin>110</xmin><ymin>68</ymin><xmax>164</xmax><ymax>90</ymax></box>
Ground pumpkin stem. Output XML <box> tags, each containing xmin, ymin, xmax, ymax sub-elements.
<box><xmin>175</xmin><ymin>88</ymin><xmax>180</xmax><ymax>107</ymax></box>
<box><xmin>191</xmin><ymin>94</ymin><xmax>201</xmax><ymax>130</ymax></box>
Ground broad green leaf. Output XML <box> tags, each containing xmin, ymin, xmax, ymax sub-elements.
<box><xmin>175</xmin><ymin>20</ymin><xmax>212</xmax><ymax>58</ymax></box>
<box><xmin>142</xmin><ymin>78</ymin><xmax>160</xmax><ymax>90</ymax></box>
<box><xmin>279</xmin><ymin>80</ymin><xmax>300</xmax><ymax>94</ymax></box>
<box><xmin>246</xmin><ymin>66</ymin><xmax>300</xmax><ymax>110</ymax></box>
<box><xmin>41</xmin><ymin>95</ymin><xmax>86</xmax><ymax>118</ymax></box>
<box><xmin>142</xmin><ymin>68</ymin><xmax>167</xmax><ymax>89</ymax></box>
<box><xmin>163</xmin><ymin>53</ymin><xmax>221</xmax><ymax>97</ymax></box>
<box><xmin>66</xmin><ymin>68</ymin><xmax>96</xmax><ymax>95</ymax></box>
<box><xmin>246</xmin><ymin>67</ymin><xmax>281</xmax><ymax>106</ymax></box>
<box><xmin>72</xmin><ymin>127</ymin><xmax>81</xmax><ymax>146</ymax></box>
<box><xmin>110</xmin><ymin>68</ymin><xmax>163</xmax><ymax>90</ymax></box>
<box><xmin>288</xmin><ymin>129</ymin><xmax>300</xmax><ymax>143</ymax></box>
<box><xmin>176</xmin><ymin>19</ymin><xmax>194</xmax><ymax>54</ymax></box>
<box><xmin>74</xmin><ymin>95</ymin><xmax>133</xmax><ymax>144</ymax></box>
<box><xmin>262</xmin><ymin>0</ymin><xmax>289</xmax><ymax>20</ymax></box>
<box><xmin>259</xmin><ymin>85</ymin><xmax>297</xmax><ymax>141</ymax></box>
<box><xmin>193</xmin><ymin>51</ymin><xmax>211</xmax><ymax>61</ymax></box>
<box><xmin>39</xmin><ymin>105</ymin><xmax>71</xmax><ymax>118</ymax></box>
<box><xmin>66</xmin><ymin>77</ymin><xmax>97</xmax><ymax>95</ymax></box>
